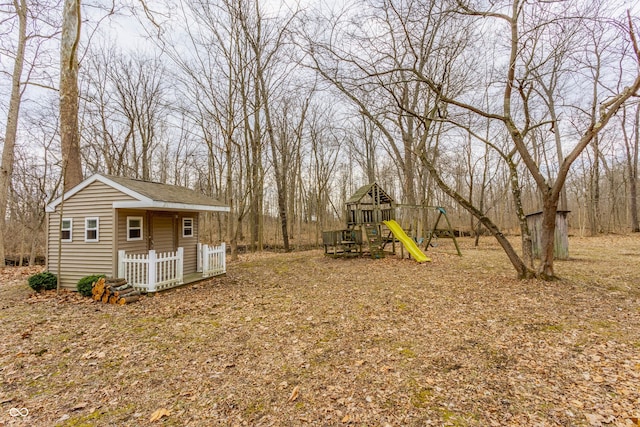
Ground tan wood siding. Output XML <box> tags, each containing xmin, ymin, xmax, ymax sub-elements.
<box><xmin>116</xmin><ymin>210</ymin><xmax>199</xmax><ymax>275</ymax></box>
<box><xmin>117</xmin><ymin>209</ymin><xmax>149</xmax><ymax>254</ymax></box>
<box><xmin>177</xmin><ymin>213</ymin><xmax>198</xmax><ymax>274</ymax></box>
<box><xmin>47</xmin><ymin>181</ymin><xmax>136</xmax><ymax>289</ymax></box>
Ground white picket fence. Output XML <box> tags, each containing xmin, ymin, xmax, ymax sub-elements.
<box><xmin>118</xmin><ymin>243</ymin><xmax>227</xmax><ymax>293</ymax></box>
<box><xmin>118</xmin><ymin>247</ymin><xmax>184</xmax><ymax>292</ymax></box>
<box><xmin>199</xmin><ymin>242</ymin><xmax>226</xmax><ymax>277</ymax></box>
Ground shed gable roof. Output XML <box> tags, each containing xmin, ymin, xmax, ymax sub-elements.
<box><xmin>46</xmin><ymin>173</ymin><xmax>230</xmax><ymax>213</ymax></box>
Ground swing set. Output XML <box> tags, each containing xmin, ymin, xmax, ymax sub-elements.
<box><xmin>395</xmin><ymin>205</ymin><xmax>462</xmax><ymax>257</ymax></box>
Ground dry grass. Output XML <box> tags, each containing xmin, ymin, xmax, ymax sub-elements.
<box><xmin>1</xmin><ymin>235</ymin><xmax>640</xmax><ymax>426</ymax></box>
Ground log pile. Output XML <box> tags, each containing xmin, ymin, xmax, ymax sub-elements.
<box><xmin>91</xmin><ymin>277</ymin><xmax>141</xmax><ymax>305</ymax></box>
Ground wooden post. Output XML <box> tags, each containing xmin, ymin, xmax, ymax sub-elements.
<box><xmin>425</xmin><ymin>211</ymin><xmax>442</xmax><ymax>249</ymax></box>
<box><xmin>441</xmin><ymin>209</ymin><xmax>462</xmax><ymax>257</ymax></box>
<box><xmin>202</xmin><ymin>244</ymin><xmax>209</xmax><ymax>276</ymax></box>
<box><xmin>148</xmin><ymin>250</ymin><xmax>156</xmax><ymax>292</ymax></box>
<box><xmin>220</xmin><ymin>242</ymin><xmax>226</xmax><ymax>274</ymax></box>
<box><xmin>177</xmin><ymin>247</ymin><xmax>184</xmax><ymax>284</ymax></box>
<box><xmin>197</xmin><ymin>242</ymin><xmax>202</xmax><ymax>272</ymax></box>
<box><xmin>118</xmin><ymin>250</ymin><xmax>126</xmax><ymax>279</ymax></box>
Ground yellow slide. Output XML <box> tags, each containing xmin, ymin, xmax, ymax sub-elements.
<box><xmin>383</xmin><ymin>220</ymin><xmax>431</xmax><ymax>263</ymax></box>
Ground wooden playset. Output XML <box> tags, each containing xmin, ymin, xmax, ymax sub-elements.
<box><xmin>322</xmin><ymin>183</ymin><xmax>459</xmax><ymax>262</ymax></box>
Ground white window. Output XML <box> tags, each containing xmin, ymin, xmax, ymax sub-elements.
<box><xmin>85</xmin><ymin>217</ymin><xmax>99</xmax><ymax>242</ymax></box>
<box><xmin>61</xmin><ymin>218</ymin><xmax>73</xmax><ymax>242</ymax></box>
<box><xmin>182</xmin><ymin>217</ymin><xmax>194</xmax><ymax>238</ymax></box>
<box><xmin>127</xmin><ymin>216</ymin><xmax>143</xmax><ymax>241</ymax></box>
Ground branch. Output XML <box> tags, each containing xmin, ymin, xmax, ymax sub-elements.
<box><xmin>137</xmin><ymin>0</ymin><xmax>163</xmax><ymax>34</ymax></box>
<box><xmin>454</xmin><ymin>0</ymin><xmax>511</xmax><ymax>22</ymax></box>
<box><xmin>629</xmin><ymin>10</ymin><xmax>640</xmax><ymax>65</ymax></box>
<box><xmin>563</xmin><ymin>75</ymin><xmax>640</xmax><ymax>172</ymax></box>
<box><xmin>24</xmin><ymin>81</ymin><xmax>58</xmax><ymax>91</ymax></box>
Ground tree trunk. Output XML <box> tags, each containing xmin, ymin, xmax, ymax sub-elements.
<box><xmin>0</xmin><ymin>0</ymin><xmax>27</xmax><ymax>267</ymax></box>
<box><xmin>60</xmin><ymin>0</ymin><xmax>83</xmax><ymax>191</ymax></box>
<box><xmin>474</xmin><ymin>144</ymin><xmax>490</xmax><ymax>247</ymax></box>
<box><xmin>420</xmin><ymin>151</ymin><xmax>534</xmax><ymax>279</ymax></box>
<box><xmin>225</xmin><ymin>137</ymin><xmax>238</xmax><ymax>260</ymax></box>
<box><xmin>588</xmin><ymin>136</ymin><xmax>601</xmax><ymax>235</ymax></box>
<box><xmin>257</xmin><ymin>69</ymin><xmax>289</xmax><ymax>252</ymax></box>
<box><xmin>268</xmin><ymin>125</ymin><xmax>290</xmax><ymax>252</ymax></box>
<box><xmin>623</xmin><ymin>104</ymin><xmax>640</xmax><ymax>232</ymax></box>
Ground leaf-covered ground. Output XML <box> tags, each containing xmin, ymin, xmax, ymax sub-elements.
<box><xmin>1</xmin><ymin>235</ymin><xmax>640</xmax><ymax>426</ymax></box>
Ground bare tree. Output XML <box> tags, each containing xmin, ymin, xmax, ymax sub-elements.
<box><xmin>301</xmin><ymin>0</ymin><xmax>465</xmax><ymax>240</ymax></box>
<box><xmin>236</xmin><ymin>0</ymin><xmax>301</xmax><ymax>252</ymax></box>
<box><xmin>306</xmin><ymin>105</ymin><xmax>342</xmax><ymax>243</ymax></box>
<box><xmin>60</xmin><ymin>0</ymin><xmax>82</xmax><ymax>190</ymax></box>
<box><xmin>0</xmin><ymin>0</ymin><xmax>61</xmax><ymax>265</ymax></box>
<box><xmin>269</xmin><ymin>94</ymin><xmax>311</xmax><ymax>251</ymax></box>
<box><xmin>622</xmin><ymin>102</ymin><xmax>640</xmax><ymax>232</ymax></box>
<box><xmin>10</xmin><ymin>134</ymin><xmax>60</xmax><ymax>265</ymax></box>
<box><xmin>345</xmin><ymin>115</ymin><xmax>379</xmax><ymax>185</ymax></box>
<box><xmin>414</xmin><ymin>1</ymin><xmax>640</xmax><ymax>278</ymax></box>
<box><xmin>0</xmin><ymin>0</ymin><xmax>28</xmax><ymax>266</ymax></box>
<box><xmin>81</xmin><ymin>46</ymin><xmax>131</xmax><ymax>176</ymax></box>
<box><xmin>108</xmin><ymin>53</ymin><xmax>168</xmax><ymax>180</ymax></box>
<box><xmin>136</xmin><ymin>0</ymin><xmax>258</xmax><ymax>256</ymax></box>
<box><xmin>452</xmin><ymin>0</ymin><xmax>640</xmax><ymax>279</ymax></box>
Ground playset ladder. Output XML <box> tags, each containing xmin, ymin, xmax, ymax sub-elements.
<box><xmin>364</xmin><ymin>225</ymin><xmax>385</xmax><ymax>259</ymax></box>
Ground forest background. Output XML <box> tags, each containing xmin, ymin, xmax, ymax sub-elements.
<box><xmin>1</xmin><ymin>0</ymin><xmax>639</xmax><ymax>279</ymax></box>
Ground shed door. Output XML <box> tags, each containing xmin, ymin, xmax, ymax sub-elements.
<box><xmin>150</xmin><ymin>214</ymin><xmax>176</xmax><ymax>253</ymax></box>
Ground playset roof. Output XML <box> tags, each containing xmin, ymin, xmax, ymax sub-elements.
<box><xmin>346</xmin><ymin>183</ymin><xmax>394</xmax><ymax>205</ymax></box>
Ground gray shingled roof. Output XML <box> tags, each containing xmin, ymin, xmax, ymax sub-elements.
<box><xmin>104</xmin><ymin>174</ymin><xmax>226</xmax><ymax>208</ymax></box>
<box><xmin>46</xmin><ymin>173</ymin><xmax>229</xmax><ymax>213</ymax></box>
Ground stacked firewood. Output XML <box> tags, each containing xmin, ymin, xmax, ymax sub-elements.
<box><xmin>91</xmin><ymin>277</ymin><xmax>141</xmax><ymax>305</ymax></box>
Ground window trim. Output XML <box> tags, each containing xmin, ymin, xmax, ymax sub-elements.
<box><xmin>61</xmin><ymin>218</ymin><xmax>73</xmax><ymax>242</ymax></box>
<box><xmin>126</xmin><ymin>216</ymin><xmax>144</xmax><ymax>242</ymax></box>
<box><xmin>182</xmin><ymin>217</ymin><xmax>194</xmax><ymax>238</ymax></box>
<box><xmin>85</xmin><ymin>217</ymin><xmax>99</xmax><ymax>242</ymax></box>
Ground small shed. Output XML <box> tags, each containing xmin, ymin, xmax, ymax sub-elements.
<box><xmin>526</xmin><ymin>210</ymin><xmax>570</xmax><ymax>260</ymax></box>
<box><xmin>346</xmin><ymin>183</ymin><xmax>395</xmax><ymax>226</ymax></box>
<box><xmin>45</xmin><ymin>173</ymin><xmax>230</xmax><ymax>291</ymax></box>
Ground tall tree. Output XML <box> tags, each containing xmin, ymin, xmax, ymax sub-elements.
<box><xmin>440</xmin><ymin>2</ymin><xmax>640</xmax><ymax>278</ymax></box>
<box><xmin>238</xmin><ymin>0</ymin><xmax>298</xmax><ymax>251</ymax></box>
<box><xmin>0</xmin><ymin>0</ymin><xmax>60</xmax><ymax>266</ymax></box>
<box><xmin>0</xmin><ymin>0</ymin><xmax>28</xmax><ymax>266</ymax></box>
<box><xmin>60</xmin><ymin>0</ymin><xmax>82</xmax><ymax>190</ymax></box>
<box><xmin>408</xmin><ymin>1</ymin><xmax>640</xmax><ymax>278</ymax></box>
<box><xmin>622</xmin><ymin>102</ymin><xmax>640</xmax><ymax>232</ymax></box>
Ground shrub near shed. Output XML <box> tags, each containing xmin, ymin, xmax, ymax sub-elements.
<box><xmin>27</xmin><ymin>272</ymin><xmax>57</xmax><ymax>292</ymax></box>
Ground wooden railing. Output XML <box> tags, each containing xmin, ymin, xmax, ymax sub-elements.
<box><xmin>118</xmin><ymin>247</ymin><xmax>184</xmax><ymax>292</ymax></box>
<box><xmin>199</xmin><ymin>243</ymin><xmax>226</xmax><ymax>277</ymax></box>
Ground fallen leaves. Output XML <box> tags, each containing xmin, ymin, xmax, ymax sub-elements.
<box><xmin>81</xmin><ymin>351</ymin><xmax>106</xmax><ymax>359</ymax></box>
<box><xmin>71</xmin><ymin>402</ymin><xmax>88</xmax><ymax>411</ymax></box>
<box><xmin>2</xmin><ymin>237</ymin><xmax>640</xmax><ymax>425</ymax></box>
<box><xmin>288</xmin><ymin>386</ymin><xmax>300</xmax><ymax>403</ymax></box>
<box><xmin>149</xmin><ymin>408</ymin><xmax>171</xmax><ymax>422</ymax></box>
<box><xmin>585</xmin><ymin>413</ymin><xmax>615</xmax><ymax>426</ymax></box>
